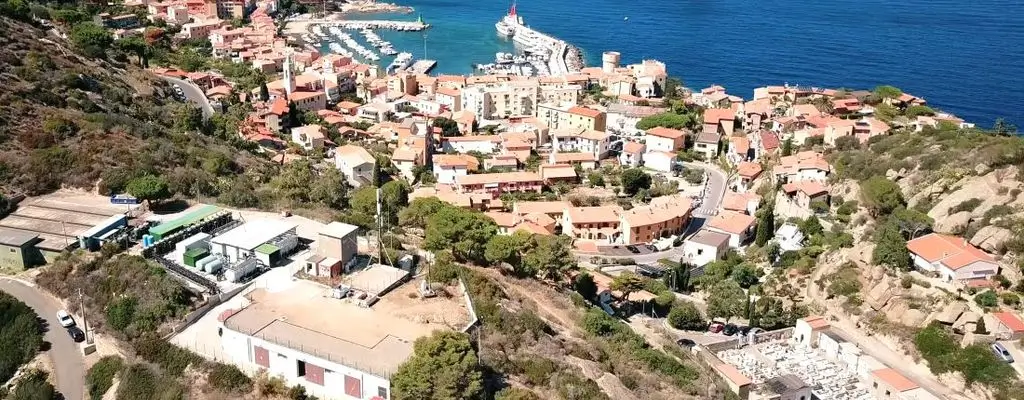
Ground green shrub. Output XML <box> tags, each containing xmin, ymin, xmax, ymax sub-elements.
<box><xmin>949</xmin><ymin>198</ymin><xmax>983</xmax><ymax>214</ymax></box>
<box><xmin>87</xmin><ymin>356</ymin><xmax>124</xmax><ymax>400</ymax></box>
<box><xmin>975</xmin><ymin>290</ymin><xmax>999</xmax><ymax>308</ymax></box>
<box><xmin>207</xmin><ymin>363</ymin><xmax>252</xmax><ymax>392</ymax></box>
<box><xmin>667</xmin><ymin>301</ymin><xmax>706</xmax><ymax>331</ymax></box>
<box><xmin>106</xmin><ymin>296</ymin><xmax>137</xmax><ymax>332</ymax></box>
<box><xmin>116</xmin><ymin>364</ymin><xmax>183</xmax><ymax>400</ymax></box>
<box><xmin>900</xmin><ymin>276</ymin><xmax>913</xmax><ymax>289</ymax></box>
<box><xmin>1001</xmin><ymin>292</ymin><xmax>1020</xmax><ymax>307</ymax></box>
<box><xmin>517</xmin><ymin>358</ymin><xmax>557</xmax><ymax>386</ymax></box>
<box><xmin>132</xmin><ymin>339</ymin><xmax>203</xmax><ymax>376</ymax></box>
<box><xmin>0</xmin><ymin>292</ymin><xmax>44</xmax><ymax>384</ymax></box>
<box><xmin>6</xmin><ymin>370</ymin><xmax>57</xmax><ymax>400</ymax></box>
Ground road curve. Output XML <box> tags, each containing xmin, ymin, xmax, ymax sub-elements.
<box><xmin>159</xmin><ymin>76</ymin><xmax>214</xmax><ymax>120</ymax></box>
<box><xmin>0</xmin><ymin>279</ymin><xmax>85</xmax><ymax>400</ymax></box>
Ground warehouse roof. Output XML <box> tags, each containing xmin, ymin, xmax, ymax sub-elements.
<box><xmin>149</xmin><ymin>205</ymin><xmax>220</xmax><ymax>236</ymax></box>
<box><xmin>211</xmin><ymin>219</ymin><xmax>297</xmax><ymax>251</ymax></box>
<box><xmin>0</xmin><ymin>229</ymin><xmax>39</xmax><ymax>247</ymax></box>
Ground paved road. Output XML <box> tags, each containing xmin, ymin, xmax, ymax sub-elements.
<box><xmin>0</xmin><ymin>279</ymin><xmax>85</xmax><ymax>400</ymax></box>
<box><xmin>160</xmin><ymin>76</ymin><xmax>214</xmax><ymax>120</ymax></box>
<box><xmin>806</xmin><ymin>263</ymin><xmax>962</xmax><ymax>399</ymax></box>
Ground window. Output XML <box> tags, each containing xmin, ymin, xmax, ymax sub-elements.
<box><xmin>296</xmin><ymin>360</ymin><xmax>306</xmax><ymax>377</ymax></box>
<box><xmin>378</xmin><ymin>386</ymin><xmax>389</xmax><ymax>399</ymax></box>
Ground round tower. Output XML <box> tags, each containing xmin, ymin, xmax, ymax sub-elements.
<box><xmin>601</xmin><ymin>51</ymin><xmax>621</xmax><ymax>74</ymax></box>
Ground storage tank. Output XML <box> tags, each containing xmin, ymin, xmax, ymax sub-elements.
<box><xmin>224</xmin><ymin>258</ymin><xmax>258</xmax><ymax>283</ymax></box>
<box><xmin>195</xmin><ymin>256</ymin><xmax>216</xmax><ymax>272</ymax></box>
<box><xmin>602</xmin><ymin>51</ymin><xmax>621</xmax><ymax>74</ymax></box>
<box><xmin>203</xmin><ymin>258</ymin><xmax>223</xmax><ymax>274</ymax></box>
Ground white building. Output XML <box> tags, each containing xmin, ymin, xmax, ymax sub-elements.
<box><xmin>906</xmin><ymin>233</ymin><xmax>999</xmax><ymax>282</ymax></box>
<box><xmin>219</xmin><ymin>278</ymin><xmax>470</xmax><ymax>400</ymax></box>
<box><xmin>706</xmin><ymin>211</ymin><xmax>757</xmax><ymax>248</ymax></box>
<box><xmin>644</xmin><ymin>127</ymin><xmax>686</xmax><ymax>153</ymax></box>
<box><xmin>644</xmin><ymin>151</ymin><xmax>675</xmax><ymax>172</ymax></box>
<box><xmin>335</xmin><ymin>145</ymin><xmax>376</xmax><ymax>188</ymax></box>
<box><xmin>291</xmin><ymin>125</ymin><xmax>326</xmax><ymax>150</ymax></box>
<box><xmin>619</xmin><ymin>141</ymin><xmax>646</xmax><ymax>167</ymax></box>
<box><xmin>775</xmin><ymin>223</ymin><xmax>805</xmax><ymax>252</ymax></box>
<box><xmin>550</xmin><ymin>129</ymin><xmax>610</xmax><ymax>159</ymax></box>
<box><xmin>209</xmin><ymin>219</ymin><xmax>298</xmax><ymax>266</ymax></box>
<box><xmin>683</xmin><ymin>229</ymin><xmax>730</xmax><ymax>266</ymax></box>
<box><xmin>773</xmin><ymin>151</ymin><xmax>831</xmax><ymax>183</ymax></box>
<box><xmin>441</xmin><ymin>135</ymin><xmax>500</xmax><ymax>154</ymax></box>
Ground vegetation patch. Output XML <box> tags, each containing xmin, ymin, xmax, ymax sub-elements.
<box><xmin>0</xmin><ymin>291</ymin><xmax>43</xmax><ymax>385</ymax></box>
<box><xmin>86</xmin><ymin>356</ymin><xmax>124</xmax><ymax>400</ymax></box>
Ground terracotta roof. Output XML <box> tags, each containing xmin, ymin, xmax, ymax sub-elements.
<box><xmin>802</xmin><ymin>315</ymin><xmax>830</xmax><ymax>330</ymax></box>
<box><xmin>566</xmin><ymin>206</ymin><xmax>622</xmax><ymax>225</ymax></box>
<box><xmin>774</xmin><ymin>151</ymin><xmax>831</xmax><ymax>175</ymax></box>
<box><xmin>716</xmin><ymin>364</ymin><xmax>752</xmax><ymax>387</ymax></box>
<box><xmin>993</xmin><ymin>312</ymin><xmax>1024</xmax><ymax>333</ymax></box>
<box><xmin>730</xmin><ymin>136</ymin><xmax>750</xmax><ymax>155</ymax></box>
<box><xmin>722</xmin><ymin>192</ymin><xmax>760</xmax><ymax>213</ymax></box>
<box><xmin>707</xmin><ymin>211</ymin><xmax>756</xmax><ymax>235</ymax></box>
<box><xmin>687</xmin><ymin>229</ymin><xmax>730</xmax><ymax>248</ymax></box>
<box><xmin>513</xmin><ymin>221</ymin><xmax>552</xmax><ymax>235</ymax></box>
<box><xmin>335</xmin><ymin>145</ymin><xmax>375</xmax><ymax>165</ymax></box>
<box><xmin>550</xmin><ymin>152</ymin><xmax>596</xmax><ymax>163</ymax></box>
<box><xmin>646</xmin><ymin>127</ymin><xmax>687</xmax><ymax>139</ymax></box>
<box><xmin>269</xmin><ymin>97</ymin><xmax>288</xmax><ymax>115</ymax></box>
<box><xmin>337</xmin><ymin>101</ymin><xmax>361</xmax><ymax>110</ymax></box>
<box><xmin>436</xmin><ymin>87</ymin><xmax>460</xmax><ymax>97</ymax></box>
<box><xmin>759</xmin><ymin>131</ymin><xmax>780</xmax><ymax>150</ymax></box>
<box><xmin>737</xmin><ymin>162</ymin><xmax>763</xmax><ymax>179</ymax></box>
<box><xmin>624</xmin><ymin>195</ymin><xmax>692</xmax><ymax>227</ymax></box>
<box><xmin>433</xmin><ymin>154</ymin><xmax>478</xmax><ymax>169</ymax></box>
<box><xmin>704</xmin><ymin>107</ymin><xmax>735</xmax><ymax>123</ymax></box>
<box><xmin>791</xmin><ymin>103</ymin><xmax>821</xmax><ymax>117</ymax></box>
<box><xmin>483</xmin><ymin>212</ymin><xmax>517</xmax><ymax>227</ymax></box>
<box><xmin>539</xmin><ymin>164</ymin><xmax>578</xmax><ymax>180</ymax></box>
<box><xmin>567</xmin><ymin>106</ymin><xmax>603</xmax><ymax>119</ymax></box>
<box><xmin>622</xmin><ymin>141</ymin><xmax>646</xmax><ymax>154</ymax></box>
<box><xmin>392</xmin><ymin>147</ymin><xmax>420</xmax><ymax>162</ymax></box>
<box><xmin>906</xmin><ymin>233</ymin><xmax>995</xmax><ymax>271</ymax></box>
<box><xmin>782</xmin><ymin>181</ymin><xmax>829</xmax><ymax>197</ymax></box>
<box><xmin>744</xmin><ymin>98</ymin><xmax>771</xmax><ymax>115</ymax></box>
<box><xmin>871</xmin><ymin>368</ymin><xmax>919</xmax><ymax>392</ymax></box>
<box><xmin>514</xmin><ymin>201</ymin><xmax>570</xmax><ymax>216</ymax></box>
<box><xmin>443</xmin><ymin>135</ymin><xmax>501</xmax><ymax>143</ymax></box>
<box><xmin>455</xmin><ymin>172</ymin><xmax>543</xmax><ymax>186</ymax></box>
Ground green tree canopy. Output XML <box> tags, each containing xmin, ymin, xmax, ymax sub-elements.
<box><xmin>573</xmin><ymin>272</ymin><xmax>598</xmax><ymax>301</ymax></box>
<box><xmin>905</xmin><ymin>105</ymin><xmax>936</xmax><ymax>118</ymax></box>
<box><xmin>610</xmin><ymin>271</ymin><xmax>645</xmax><ymax>302</ymax></box>
<box><xmin>521</xmin><ymin>234</ymin><xmax>576</xmax><ymax>281</ymax></box>
<box><xmin>70</xmin><ymin>23</ymin><xmax>114</xmax><ymax>59</ymax></box>
<box><xmin>705</xmin><ymin>280</ymin><xmax>746</xmax><ymax>321</ymax></box>
<box><xmin>636</xmin><ymin>112</ymin><xmax>696</xmax><ymax>130</ymax></box>
<box><xmin>126</xmin><ymin>175</ymin><xmax>171</xmax><ymax>205</ymax></box>
<box><xmin>754</xmin><ymin>200</ymin><xmax>775</xmax><ymax>246</ymax></box>
<box><xmin>667</xmin><ymin>301</ymin><xmax>706</xmax><ymax>331</ymax></box>
<box><xmin>620</xmin><ymin>168</ymin><xmax>652</xmax><ymax>196</ymax></box>
<box><xmin>433</xmin><ymin>117</ymin><xmax>461</xmax><ymax>137</ymax></box>
<box><xmin>873</xmin><ymin>85</ymin><xmax>903</xmax><ymax>100</ymax></box>
<box><xmin>391</xmin><ymin>331</ymin><xmax>484</xmax><ymax>400</ymax></box>
<box><xmin>872</xmin><ymin>222</ymin><xmax>910</xmax><ymax>271</ymax></box>
<box><xmin>484</xmin><ymin>231</ymin><xmax>530</xmax><ymax>269</ymax></box>
<box><xmin>399</xmin><ymin>197</ymin><xmax>448</xmax><ymax>229</ymax></box>
<box><xmin>309</xmin><ymin>168</ymin><xmax>348</xmax><ymax>209</ymax></box>
<box><xmin>890</xmin><ymin>207</ymin><xmax>933</xmax><ymax>239</ymax></box>
<box><xmin>424</xmin><ymin>206</ymin><xmax>498</xmax><ymax>264</ymax></box>
<box><xmin>860</xmin><ymin>177</ymin><xmax>905</xmax><ymax>217</ymax></box>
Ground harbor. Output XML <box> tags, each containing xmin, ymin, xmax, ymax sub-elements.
<box><xmin>482</xmin><ymin>3</ymin><xmax>583</xmax><ymax>77</ymax></box>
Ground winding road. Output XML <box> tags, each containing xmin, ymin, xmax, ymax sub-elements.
<box><xmin>159</xmin><ymin>76</ymin><xmax>214</xmax><ymax>120</ymax></box>
<box><xmin>0</xmin><ymin>279</ymin><xmax>85</xmax><ymax>400</ymax></box>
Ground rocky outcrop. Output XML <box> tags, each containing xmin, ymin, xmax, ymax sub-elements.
<box><xmin>933</xmin><ymin>211</ymin><xmax>971</xmax><ymax>234</ymax></box>
<box><xmin>924</xmin><ymin>168</ymin><xmax>1021</xmax><ymax>221</ymax></box>
<box><xmin>970</xmin><ymin>226</ymin><xmax>1014</xmax><ymax>254</ymax></box>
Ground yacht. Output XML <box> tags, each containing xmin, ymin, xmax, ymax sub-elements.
<box><xmin>387</xmin><ymin>52</ymin><xmax>413</xmax><ymax>73</ymax></box>
<box><xmin>495</xmin><ymin>3</ymin><xmax>522</xmax><ymax>37</ymax></box>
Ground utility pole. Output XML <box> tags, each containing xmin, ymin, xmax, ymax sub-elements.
<box><xmin>78</xmin><ymin>288</ymin><xmax>91</xmax><ymax>344</ymax></box>
<box><xmin>61</xmin><ymin>221</ymin><xmax>69</xmax><ymax>248</ymax></box>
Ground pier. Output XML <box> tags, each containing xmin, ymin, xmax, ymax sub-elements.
<box><xmin>407</xmin><ymin>60</ymin><xmax>437</xmax><ymax>74</ymax></box>
<box><xmin>315</xmin><ymin>20</ymin><xmax>429</xmax><ymax>31</ymax></box>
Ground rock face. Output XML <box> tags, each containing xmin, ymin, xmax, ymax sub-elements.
<box><xmin>933</xmin><ymin>211</ymin><xmax>971</xmax><ymax>234</ymax></box>
<box><xmin>970</xmin><ymin>226</ymin><xmax>1014</xmax><ymax>254</ymax></box>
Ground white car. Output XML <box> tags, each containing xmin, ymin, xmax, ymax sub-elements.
<box><xmin>56</xmin><ymin>310</ymin><xmax>75</xmax><ymax>328</ymax></box>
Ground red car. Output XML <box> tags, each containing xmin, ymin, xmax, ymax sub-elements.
<box><xmin>708</xmin><ymin>322</ymin><xmax>725</xmax><ymax>333</ymax></box>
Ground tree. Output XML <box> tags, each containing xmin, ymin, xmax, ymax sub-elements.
<box><xmin>484</xmin><ymin>232</ymin><xmax>528</xmax><ymax>269</ymax></box>
<box><xmin>114</xmin><ymin>36</ymin><xmax>150</xmax><ymax>66</ymax></box>
<box><xmin>833</xmin><ymin>135</ymin><xmax>860</xmax><ymax>151</ymax></box>
<box><xmin>173</xmin><ymin>104</ymin><xmax>203</xmax><ymax>133</ymax></box>
<box><xmin>905</xmin><ymin>105</ymin><xmax>936</xmax><ymax>118</ymax></box>
<box><xmin>731</xmin><ymin>263</ymin><xmax>761</xmax><ymax>289</ymax></box>
<box><xmin>351</xmin><ymin>181</ymin><xmax>409</xmax><ymax>227</ymax></box>
<box><xmin>390</xmin><ymin>331</ymin><xmax>484</xmax><ymax>400</ymax></box>
<box><xmin>70</xmin><ymin>23</ymin><xmax>114</xmax><ymax>59</ymax></box>
<box><xmin>6</xmin><ymin>370</ymin><xmax>57</xmax><ymax>400</ymax></box>
<box><xmin>667</xmin><ymin>301</ymin><xmax>706</xmax><ymax>331</ymax></box>
<box><xmin>872</xmin><ymin>222</ymin><xmax>910</xmax><ymax>271</ymax></box>
<box><xmin>258</xmin><ymin>83</ymin><xmax>270</xmax><ymax>102</ymax></box>
<box><xmin>873</xmin><ymin>85</ymin><xmax>902</xmax><ymax>100</ymax></box>
<box><xmin>521</xmin><ymin>235</ymin><xmax>576</xmax><ymax>281</ymax></box>
<box><xmin>891</xmin><ymin>207</ymin><xmax>933</xmax><ymax>239</ymax></box>
<box><xmin>126</xmin><ymin>175</ymin><xmax>171</xmax><ymax>205</ymax></box>
<box><xmin>992</xmin><ymin>118</ymin><xmax>1018</xmax><ymax>136</ymax></box>
<box><xmin>587</xmin><ymin>172</ymin><xmax>605</xmax><ymax>187</ymax></box>
<box><xmin>610</xmin><ymin>271</ymin><xmax>645</xmax><ymax>302</ymax></box>
<box><xmin>424</xmin><ymin>206</ymin><xmax>498</xmax><ymax>264</ymax></box>
<box><xmin>860</xmin><ymin>177</ymin><xmax>905</xmax><ymax>217</ymax></box>
<box><xmin>800</xmin><ymin>216</ymin><xmax>823</xmax><ymax>237</ymax></box>
<box><xmin>873</xmin><ymin>103</ymin><xmax>899</xmax><ymax>122</ymax></box>
<box><xmin>399</xmin><ymin>197</ymin><xmax>447</xmax><ymax>229</ymax></box>
<box><xmin>620</xmin><ymin>168</ymin><xmax>652</xmax><ymax>196</ymax></box>
<box><xmin>433</xmin><ymin>117</ymin><xmax>461</xmax><ymax>137</ymax></box>
<box><xmin>974</xmin><ymin>317</ymin><xmax>988</xmax><ymax>334</ymax></box>
<box><xmin>665</xmin><ymin>260</ymin><xmax>693</xmax><ymax>292</ymax></box>
<box><xmin>780</xmin><ymin>137</ymin><xmax>793</xmax><ymax>156</ymax></box>
<box><xmin>636</xmin><ymin>112</ymin><xmax>696</xmax><ymax>130</ymax></box>
<box><xmin>705</xmin><ymin>280</ymin><xmax>746</xmax><ymax>321</ymax></box>
<box><xmin>975</xmin><ymin>290</ymin><xmax>998</xmax><ymax>308</ymax></box>
<box><xmin>1</xmin><ymin>0</ymin><xmax>31</xmax><ymax>21</ymax></box>
<box><xmin>309</xmin><ymin>168</ymin><xmax>347</xmax><ymax>209</ymax></box>
<box><xmin>755</xmin><ymin>200</ymin><xmax>775</xmax><ymax>246</ymax></box>
<box><xmin>574</xmin><ymin>272</ymin><xmax>598</xmax><ymax>301</ymax></box>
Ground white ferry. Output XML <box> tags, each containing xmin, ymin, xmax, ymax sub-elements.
<box><xmin>495</xmin><ymin>3</ymin><xmax>522</xmax><ymax>37</ymax></box>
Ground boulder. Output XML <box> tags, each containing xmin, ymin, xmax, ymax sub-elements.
<box><xmin>975</xmin><ymin>163</ymin><xmax>991</xmax><ymax>176</ymax></box>
<box><xmin>900</xmin><ymin>309</ymin><xmax>928</xmax><ymax>327</ymax></box>
<box><xmin>926</xmin><ymin>170</ymin><xmax>1014</xmax><ymax>221</ymax></box>
<box><xmin>933</xmin><ymin>211</ymin><xmax>971</xmax><ymax>234</ymax></box>
<box><xmin>970</xmin><ymin>226</ymin><xmax>1014</xmax><ymax>254</ymax></box>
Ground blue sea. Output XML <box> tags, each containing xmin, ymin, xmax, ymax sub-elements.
<box><xmin>330</xmin><ymin>0</ymin><xmax>1024</xmax><ymax>127</ymax></box>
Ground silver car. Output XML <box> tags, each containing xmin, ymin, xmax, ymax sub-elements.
<box><xmin>992</xmin><ymin>343</ymin><xmax>1014</xmax><ymax>363</ymax></box>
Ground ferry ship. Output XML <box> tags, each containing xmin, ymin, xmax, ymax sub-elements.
<box><xmin>495</xmin><ymin>3</ymin><xmax>522</xmax><ymax>38</ymax></box>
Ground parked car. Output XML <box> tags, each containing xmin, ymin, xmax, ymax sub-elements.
<box><xmin>56</xmin><ymin>310</ymin><xmax>75</xmax><ymax>328</ymax></box>
<box><xmin>645</xmin><ymin>244</ymin><xmax>657</xmax><ymax>252</ymax></box>
<box><xmin>992</xmin><ymin>343</ymin><xmax>1014</xmax><ymax>363</ymax></box>
<box><xmin>708</xmin><ymin>322</ymin><xmax>725</xmax><ymax>333</ymax></box>
<box><xmin>66</xmin><ymin>326</ymin><xmax>85</xmax><ymax>343</ymax></box>
<box><xmin>723</xmin><ymin>323</ymin><xmax>739</xmax><ymax>336</ymax></box>
<box><xmin>625</xmin><ymin>245</ymin><xmax>640</xmax><ymax>254</ymax></box>
<box><xmin>676</xmin><ymin>338</ymin><xmax>696</xmax><ymax>348</ymax></box>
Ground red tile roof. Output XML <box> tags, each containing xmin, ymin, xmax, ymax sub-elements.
<box><xmin>906</xmin><ymin>233</ymin><xmax>995</xmax><ymax>271</ymax></box>
<box><xmin>646</xmin><ymin>127</ymin><xmax>686</xmax><ymax>139</ymax></box>
<box><xmin>568</xmin><ymin>106</ymin><xmax>603</xmax><ymax>119</ymax></box>
<box><xmin>871</xmin><ymin>368</ymin><xmax>919</xmax><ymax>392</ymax></box>
<box><xmin>993</xmin><ymin>312</ymin><xmax>1024</xmax><ymax>333</ymax></box>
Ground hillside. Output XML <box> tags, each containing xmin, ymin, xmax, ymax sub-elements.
<box><xmin>0</xmin><ymin>16</ymin><xmax>268</xmax><ymax>199</ymax></box>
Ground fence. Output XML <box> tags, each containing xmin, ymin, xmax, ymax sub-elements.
<box><xmin>458</xmin><ymin>278</ymin><xmax>478</xmax><ymax>333</ymax></box>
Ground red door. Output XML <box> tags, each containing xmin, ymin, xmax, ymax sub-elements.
<box><xmin>254</xmin><ymin>346</ymin><xmax>269</xmax><ymax>368</ymax></box>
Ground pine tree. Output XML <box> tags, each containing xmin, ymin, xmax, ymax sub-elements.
<box><xmin>679</xmin><ymin>263</ymin><xmax>691</xmax><ymax>292</ymax></box>
<box><xmin>755</xmin><ymin>201</ymin><xmax>775</xmax><ymax>246</ymax></box>
<box><xmin>744</xmin><ymin>292</ymin><xmax>753</xmax><ymax>320</ymax></box>
<box><xmin>781</xmin><ymin>137</ymin><xmax>794</xmax><ymax>156</ymax></box>
<box><xmin>259</xmin><ymin>83</ymin><xmax>270</xmax><ymax>102</ymax></box>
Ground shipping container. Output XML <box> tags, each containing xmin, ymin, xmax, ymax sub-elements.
<box><xmin>182</xmin><ymin>248</ymin><xmax>209</xmax><ymax>268</ymax></box>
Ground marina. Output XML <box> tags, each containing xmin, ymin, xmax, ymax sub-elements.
<box><xmin>488</xmin><ymin>3</ymin><xmax>579</xmax><ymax>76</ymax></box>
<box><xmin>407</xmin><ymin>59</ymin><xmax>436</xmax><ymax>74</ymax></box>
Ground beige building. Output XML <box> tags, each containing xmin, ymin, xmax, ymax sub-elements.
<box><xmin>537</xmin><ymin>103</ymin><xmax>607</xmax><ymax>132</ymax></box>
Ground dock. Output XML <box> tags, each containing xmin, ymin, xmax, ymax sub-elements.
<box><xmin>318</xmin><ymin>20</ymin><xmax>429</xmax><ymax>31</ymax></box>
<box><xmin>408</xmin><ymin>60</ymin><xmax>437</xmax><ymax>74</ymax></box>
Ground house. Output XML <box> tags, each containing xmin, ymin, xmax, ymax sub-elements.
<box><xmin>644</xmin><ymin>151</ymin><xmax>675</xmax><ymax>172</ymax></box>
<box><xmin>906</xmin><ymin>233</ymin><xmax>999</xmax><ymax>282</ymax></box>
<box><xmin>706</xmin><ymin>210</ymin><xmax>757</xmax><ymax>248</ymax></box>
<box><xmin>565</xmin><ymin>106</ymin><xmax>607</xmax><ymax>132</ymax></box>
<box><xmin>620</xmin><ymin>194</ymin><xmax>693</xmax><ymax>244</ymax></box>
<box><xmin>441</xmin><ymin>135</ymin><xmax>501</xmax><ymax>154</ymax></box>
<box><xmin>868</xmin><ymin>368</ymin><xmax>937</xmax><ymax>400</ymax></box>
<box><xmin>757</xmin><ymin>130</ymin><xmax>781</xmax><ymax>157</ymax></box>
<box><xmin>735</xmin><ymin>161</ymin><xmax>763</xmax><ymax>192</ymax></box>
<box><xmin>304</xmin><ymin>222</ymin><xmax>359</xmax><ymax>278</ymax></box>
<box><xmin>727</xmin><ymin>136</ymin><xmax>751</xmax><ymax>164</ymax></box>
<box><xmin>551</xmin><ymin>129</ymin><xmax>610</xmax><ymax>160</ymax></box>
<box><xmin>694</xmin><ymin>128</ymin><xmax>721</xmax><ymax>160</ymax></box>
<box><xmin>775</xmin><ymin>223</ymin><xmax>804</xmax><ymax>252</ymax></box>
<box><xmin>432</xmin><ymin>154</ymin><xmax>478</xmax><ymax>185</ymax></box>
<box><xmin>334</xmin><ymin>145</ymin><xmax>375</xmax><ymax>187</ymax></box>
<box><xmin>721</xmin><ymin>191</ymin><xmax>760</xmax><ymax>215</ymax></box>
<box><xmin>683</xmin><ymin>229</ymin><xmax>730</xmax><ymax>266</ymax></box>
<box><xmin>644</xmin><ymin>127</ymin><xmax>687</xmax><ymax>153</ymax></box>
<box><xmin>548</xmin><ymin>152</ymin><xmax>598</xmax><ymax>170</ymax></box>
<box><xmin>539</xmin><ymin>164</ymin><xmax>579</xmax><ymax>185</ymax></box>
<box><xmin>620</xmin><ymin>141</ymin><xmax>646</xmax><ymax>167</ymax></box>
<box><xmin>782</xmin><ymin>181</ymin><xmax>830</xmax><ymax>210</ymax></box>
<box><xmin>454</xmin><ymin>172</ymin><xmax>544</xmax><ymax>196</ymax></box>
<box><xmin>290</xmin><ymin>125</ymin><xmax>325</xmax><ymax>150</ymax></box>
<box><xmin>989</xmin><ymin>312</ymin><xmax>1024</xmax><ymax>340</ymax></box>
<box><xmin>561</xmin><ymin>206</ymin><xmax>623</xmax><ymax>244</ymax></box>
<box><xmin>703</xmin><ymin>107</ymin><xmax>736</xmax><ymax>135</ymax></box>
<box><xmin>773</xmin><ymin>151</ymin><xmax>830</xmax><ymax>183</ymax></box>
<box><xmin>513</xmin><ymin>201</ymin><xmax>570</xmax><ymax>224</ymax></box>
<box><xmin>391</xmin><ymin>146</ymin><xmax>423</xmax><ymax>182</ymax></box>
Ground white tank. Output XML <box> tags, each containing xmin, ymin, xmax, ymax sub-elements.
<box><xmin>203</xmin><ymin>258</ymin><xmax>223</xmax><ymax>274</ymax></box>
<box><xmin>602</xmin><ymin>51</ymin><xmax>621</xmax><ymax>74</ymax></box>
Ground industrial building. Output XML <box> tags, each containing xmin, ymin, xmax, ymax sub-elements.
<box><xmin>148</xmin><ymin>204</ymin><xmax>221</xmax><ymax>241</ymax></box>
<box><xmin>305</xmin><ymin>222</ymin><xmax>359</xmax><ymax>278</ymax></box>
<box><xmin>209</xmin><ymin>219</ymin><xmax>298</xmax><ymax>267</ymax></box>
<box><xmin>78</xmin><ymin>214</ymin><xmax>128</xmax><ymax>251</ymax></box>
<box><xmin>0</xmin><ymin>197</ymin><xmax>131</xmax><ymax>261</ymax></box>
<box><xmin>218</xmin><ymin>276</ymin><xmax>472</xmax><ymax>400</ymax></box>
<box><xmin>0</xmin><ymin>229</ymin><xmax>43</xmax><ymax>271</ymax></box>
